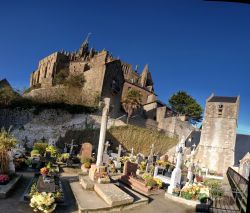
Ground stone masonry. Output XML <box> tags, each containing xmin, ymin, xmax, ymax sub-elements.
<box><xmin>195</xmin><ymin>94</ymin><xmax>240</xmax><ymax>174</ymax></box>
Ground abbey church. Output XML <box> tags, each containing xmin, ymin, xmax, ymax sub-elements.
<box><xmin>29</xmin><ymin>36</ymin><xmax>158</xmax><ymax>117</ymax></box>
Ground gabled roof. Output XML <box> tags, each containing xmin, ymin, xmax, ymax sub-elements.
<box><xmin>208</xmin><ymin>96</ymin><xmax>238</xmax><ymax>103</ymax></box>
<box><xmin>0</xmin><ymin>79</ymin><xmax>11</xmax><ymax>89</ymax></box>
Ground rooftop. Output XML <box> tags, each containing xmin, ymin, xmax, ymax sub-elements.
<box><xmin>208</xmin><ymin>96</ymin><xmax>238</xmax><ymax>103</ymax></box>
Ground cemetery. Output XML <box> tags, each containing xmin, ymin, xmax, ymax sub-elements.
<box><xmin>0</xmin><ymin>97</ymin><xmax>230</xmax><ymax>213</ymax></box>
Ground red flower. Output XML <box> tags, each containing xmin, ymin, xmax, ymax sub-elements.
<box><xmin>0</xmin><ymin>174</ymin><xmax>9</xmax><ymax>183</ymax></box>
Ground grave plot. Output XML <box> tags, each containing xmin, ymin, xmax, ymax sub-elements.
<box><xmin>0</xmin><ymin>129</ymin><xmax>23</xmax><ymax>199</ymax></box>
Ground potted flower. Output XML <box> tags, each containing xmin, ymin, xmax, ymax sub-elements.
<box><xmin>40</xmin><ymin>167</ymin><xmax>49</xmax><ymax>178</ymax></box>
<box><xmin>172</xmin><ymin>187</ymin><xmax>180</xmax><ymax>196</ymax></box>
<box><xmin>0</xmin><ymin>174</ymin><xmax>9</xmax><ymax>185</ymax></box>
<box><xmin>145</xmin><ymin>177</ymin><xmax>157</xmax><ymax>190</ymax></box>
<box><xmin>30</xmin><ymin>192</ymin><xmax>56</xmax><ymax>213</ymax></box>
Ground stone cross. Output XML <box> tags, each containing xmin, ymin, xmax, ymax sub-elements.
<box><xmin>150</xmin><ymin>144</ymin><xmax>154</xmax><ymax>157</ymax></box>
<box><xmin>130</xmin><ymin>147</ymin><xmax>134</xmax><ymax>158</ymax></box>
<box><xmin>96</xmin><ymin>98</ymin><xmax>110</xmax><ymax>166</ymax></box>
<box><xmin>8</xmin><ymin>150</ymin><xmax>15</xmax><ymax>174</ymax></box>
<box><xmin>167</xmin><ymin>136</ymin><xmax>185</xmax><ymax>194</ymax></box>
<box><xmin>114</xmin><ymin>144</ymin><xmax>122</xmax><ymax>169</ymax></box>
<box><xmin>67</xmin><ymin>140</ymin><xmax>78</xmax><ymax>155</ymax></box>
<box><xmin>117</xmin><ymin>145</ymin><xmax>122</xmax><ymax>159</ymax></box>
<box><xmin>187</xmin><ymin>143</ymin><xmax>196</xmax><ymax>182</ymax></box>
<box><xmin>104</xmin><ymin>141</ymin><xmax>110</xmax><ymax>154</ymax></box>
<box><xmin>148</xmin><ymin>144</ymin><xmax>154</xmax><ymax>164</ymax></box>
<box><xmin>64</xmin><ymin>143</ymin><xmax>67</xmax><ymax>153</ymax></box>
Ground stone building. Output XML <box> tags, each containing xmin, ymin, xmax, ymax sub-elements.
<box><xmin>195</xmin><ymin>94</ymin><xmax>240</xmax><ymax>174</ymax></box>
<box><xmin>29</xmin><ymin>36</ymin><xmax>157</xmax><ymax>117</ymax></box>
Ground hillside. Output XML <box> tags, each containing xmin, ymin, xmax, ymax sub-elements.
<box><xmin>58</xmin><ymin>125</ymin><xmax>178</xmax><ymax>156</ymax></box>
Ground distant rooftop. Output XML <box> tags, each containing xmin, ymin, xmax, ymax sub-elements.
<box><xmin>0</xmin><ymin>78</ymin><xmax>11</xmax><ymax>89</ymax></box>
<box><xmin>208</xmin><ymin>96</ymin><xmax>238</xmax><ymax>103</ymax></box>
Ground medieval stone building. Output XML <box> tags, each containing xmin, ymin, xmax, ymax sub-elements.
<box><xmin>195</xmin><ymin>93</ymin><xmax>240</xmax><ymax>174</ymax></box>
<box><xmin>29</xmin><ymin>37</ymin><xmax>157</xmax><ymax>117</ymax></box>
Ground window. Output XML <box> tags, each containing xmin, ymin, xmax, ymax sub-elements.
<box><xmin>218</xmin><ymin>104</ymin><xmax>223</xmax><ymax>116</ymax></box>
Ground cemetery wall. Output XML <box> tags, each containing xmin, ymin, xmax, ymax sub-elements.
<box><xmin>0</xmin><ymin>108</ymin><xmax>125</xmax><ymax>147</ymax></box>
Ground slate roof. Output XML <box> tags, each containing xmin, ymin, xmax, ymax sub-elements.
<box><xmin>234</xmin><ymin>134</ymin><xmax>250</xmax><ymax>166</ymax></box>
<box><xmin>208</xmin><ymin>96</ymin><xmax>238</xmax><ymax>103</ymax></box>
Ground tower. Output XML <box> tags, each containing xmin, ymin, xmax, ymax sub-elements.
<box><xmin>195</xmin><ymin>94</ymin><xmax>240</xmax><ymax>174</ymax></box>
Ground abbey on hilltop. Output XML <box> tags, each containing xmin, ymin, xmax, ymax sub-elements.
<box><xmin>28</xmin><ymin>35</ymin><xmax>176</xmax><ymax>119</ymax></box>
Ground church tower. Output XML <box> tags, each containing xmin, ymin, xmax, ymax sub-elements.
<box><xmin>195</xmin><ymin>94</ymin><xmax>240</xmax><ymax>174</ymax></box>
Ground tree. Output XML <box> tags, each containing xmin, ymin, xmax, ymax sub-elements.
<box><xmin>122</xmin><ymin>89</ymin><xmax>142</xmax><ymax>124</ymax></box>
<box><xmin>168</xmin><ymin>91</ymin><xmax>203</xmax><ymax>124</ymax></box>
<box><xmin>0</xmin><ymin>87</ymin><xmax>20</xmax><ymax>106</ymax></box>
<box><xmin>0</xmin><ymin>128</ymin><xmax>17</xmax><ymax>174</ymax></box>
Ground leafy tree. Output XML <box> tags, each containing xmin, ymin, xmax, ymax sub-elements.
<box><xmin>0</xmin><ymin>128</ymin><xmax>17</xmax><ymax>174</ymax></box>
<box><xmin>0</xmin><ymin>87</ymin><xmax>20</xmax><ymax>106</ymax></box>
<box><xmin>122</xmin><ymin>89</ymin><xmax>142</xmax><ymax>124</ymax></box>
<box><xmin>168</xmin><ymin>91</ymin><xmax>203</xmax><ymax>123</ymax></box>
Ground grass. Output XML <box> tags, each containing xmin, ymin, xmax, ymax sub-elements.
<box><xmin>57</xmin><ymin>125</ymin><xmax>178</xmax><ymax>156</ymax></box>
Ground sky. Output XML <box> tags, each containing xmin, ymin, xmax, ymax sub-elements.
<box><xmin>0</xmin><ymin>0</ymin><xmax>249</xmax><ymax>134</ymax></box>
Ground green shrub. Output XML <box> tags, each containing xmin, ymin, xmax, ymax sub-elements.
<box><xmin>204</xmin><ymin>179</ymin><xmax>224</xmax><ymax>199</ymax></box>
<box><xmin>145</xmin><ymin>178</ymin><xmax>157</xmax><ymax>188</ymax></box>
<box><xmin>33</xmin><ymin>142</ymin><xmax>48</xmax><ymax>155</ymax></box>
<box><xmin>31</xmin><ymin>149</ymin><xmax>40</xmax><ymax>157</ymax></box>
<box><xmin>46</xmin><ymin>146</ymin><xmax>57</xmax><ymax>157</ymax></box>
<box><xmin>81</xmin><ymin>157</ymin><xmax>92</xmax><ymax>164</ymax></box>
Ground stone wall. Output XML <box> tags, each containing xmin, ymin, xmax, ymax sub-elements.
<box><xmin>0</xmin><ymin>108</ymin><xmax>125</xmax><ymax>147</ymax></box>
<box><xmin>158</xmin><ymin>116</ymin><xmax>194</xmax><ymax>140</ymax></box>
<box><xmin>195</xmin><ymin>96</ymin><xmax>239</xmax><ymax>174</ymax></box>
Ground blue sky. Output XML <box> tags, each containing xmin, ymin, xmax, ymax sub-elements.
<box><xmin>0</xmin><ymin>0</ymin><xmax>249</xmax><ymax>134</ymax></box>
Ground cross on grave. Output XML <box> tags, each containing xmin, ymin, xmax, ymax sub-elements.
<box><xmin>148</xmin><ymin>144</ymin><xmax>154</xmax><ymax>164</ymax></box>
<box><xmin>102</xmin><ymin>141</ymin><xmax>110</xmax><ymax>164</ymax></box>
<box><xmin>104</xmin><ymin>141</ymin><xmax>110</xmax><ymax>154</ymax></box>
<box><xmin>130</xmin><ymin>147</ymin><xmax>134</xmax><ymax>158</ymax></box>
<box><xmin>65</xmin><ymin>140</ymin><xmax>78</xmax><ymax>155</ymax></box>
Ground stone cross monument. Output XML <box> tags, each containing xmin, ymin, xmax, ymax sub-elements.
<box><xmin>167</xmin><ymin>136</ymin><xmax>185</xmax><ymax>194</ymax></box>
<box><xmin>187</xmin><ymin>144</ymin><xmax>196</xmax><ymax>183</ymax></box>
<box><xmin>96</xmin><ymin>98</ymin><xmax>110</xmax><ymax>166</ymax></box>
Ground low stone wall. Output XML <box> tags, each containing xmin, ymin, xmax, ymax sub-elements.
<box><xmin>0</xmin><ymin>108</ymin><xmax>125</xmax><ymax>147</ymax></box>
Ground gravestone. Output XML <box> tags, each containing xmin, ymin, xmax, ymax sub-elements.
<box><xmin>114</xmin><ymin>145</ymin><xmax>122</xmax><ymax>169</ymax></box>
<box><xmin>123</xmin><ymin>161</ymin><xmax>138</xmax><ymax>176</ymax></box>
<box><xmin>102</xmin><ymin>141</ymin><xmax>110</xmax><ymax>164</ymax></box>
<box><xmin>37</xmin><ymin>176</ymin><xmax>55</xmax><ymax>193</ymax></box>
<box><xmin>80</xmin><ymin>143</ymin><xmax>93</xmax><ymax>159</ymax></box>
<box><xmin>167</xmin><ymin>136</ymin><xmax>185</xmax><ymax>194</ymax></box>
<box><xmin>160</xmin><ymin>154</ymin><xmax>168</xmax><ymax>162</ymax></box>
<box><xmin>8</xmin><ymin>150</ymin><xmax>15</xmax><ymax>174</ymax></box>
<box><xmin>136</xmin><ymin>153</ymin><xmax>144</xmax><ymax>164</ymax></box>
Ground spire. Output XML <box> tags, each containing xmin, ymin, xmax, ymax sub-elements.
<box><xmin>81</xmin><ymin>32</ymin><xmax>91</xmax><ymax>48</ymax></box>
<box><xmin>79</xmin><ymin>33</ymin><xmax>91</xmax><ymax>56</ymax></box>
<box><xmin>140</xmin><ymin>64</ymin><xmax>153</xmax><ymax>88</ymax></box>
<box><xmin>141</xmin><ymin>64</ymin><xmax>149</xmax><ymax>74</ymax></box>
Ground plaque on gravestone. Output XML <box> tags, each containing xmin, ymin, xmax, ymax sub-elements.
<box><xmin>37</xmin><ymin>176</ymin><xmax>56</xmax><ymax>193</ymax></box>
